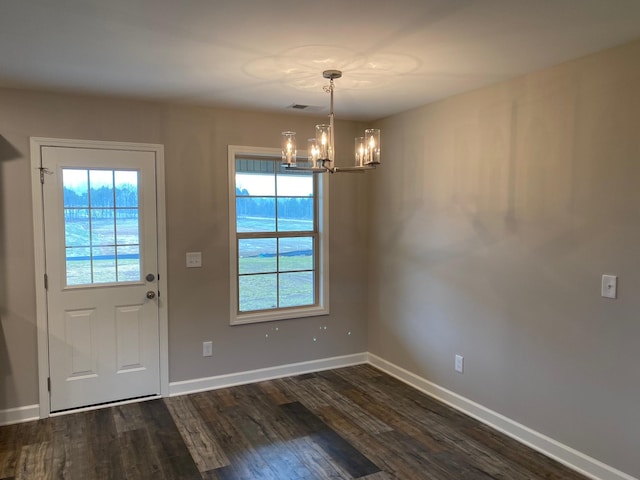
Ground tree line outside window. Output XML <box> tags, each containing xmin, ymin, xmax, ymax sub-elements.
<box><xmin>63</xmin><ymin>185</ymin><xmax>138</xmax><ymax>219</ymax></box>
<box><xmin>235</xmin><ymin>187</ymin><xmax>313</xmax><ymax>220</ymax></box>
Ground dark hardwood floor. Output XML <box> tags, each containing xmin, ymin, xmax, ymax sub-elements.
<box><xmin>0</xmin><ymin>364</ymin><xmax>588</xmax><ymax>479</ymax></box>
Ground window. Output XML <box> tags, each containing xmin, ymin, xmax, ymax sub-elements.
<box><xmin>229</xmin><ymin>146</ymin><xmax>329</xmax><ymax>325</ymax></box>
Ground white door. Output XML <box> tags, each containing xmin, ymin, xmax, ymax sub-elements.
<box><xmin>41</xmin><ymin>146</ymin><xmax>160</xmax><ymax>412</ymax></box>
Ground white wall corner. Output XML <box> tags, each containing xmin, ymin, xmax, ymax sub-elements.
<box><xmin>367</xmin><ymin>353</ymin><xmax>638</xmax><ymax>480</ymax></box>
<box><xmin>0</xmin><ymin>404</ymin><xmax>40</xmax><ymax>426</ymax></box>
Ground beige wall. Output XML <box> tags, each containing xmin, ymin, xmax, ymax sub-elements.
<box><xmin>369</xmin><ymin>39</ymin><xmax>640</xmax><ymax>477</ymax></box>
<box><xmin>0</xmin><ymin>91</ymin><xmax>370</xmax><ymax>409</ymax></box>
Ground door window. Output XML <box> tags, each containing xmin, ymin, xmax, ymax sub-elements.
<box><xmin>63</xmin><ymin>168</ymin><xmax>141</xmax><ymax>286</ymax></box>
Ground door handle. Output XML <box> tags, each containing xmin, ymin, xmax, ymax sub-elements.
<box><xmin>146</xmin><ymin>291</ymin><xmax>156</xmax><ymax>299</ymax></box>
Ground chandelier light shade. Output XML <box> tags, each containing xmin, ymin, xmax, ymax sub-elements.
<box><xmin>281</xmin><ymin>131</ymin><xmax>297</xmax><ymax>165</ymax></box>
<box><xmin>281</xmin><ymin>70</ymin><xmax>381</xmax><ymax>173</ymax></box>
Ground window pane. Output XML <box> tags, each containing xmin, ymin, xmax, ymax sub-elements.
<box><xmin>239</xmin><ymin>274</ymin><xmax>277</xmax><ymax>312</ymax></box>
<box><xmin>116</xmin><ymin>209</ymin><xmax>139</xmax><ymax>245</ymax></box>
<box><xmin>117</xmin><ymin>246</ymin><xmax>141</xmax><ymax>282</ymax></box>
<box><xmin>92</xmin><ymin>246</ymin><xmax>116</xmax><ymax>283</ymax></box>
<box><xmin>89</xmin><ymin>170</ymin><xmax>114</xmax><ymax>207</ymax></box>
<box><xmin>277</xmin><ymin>197</ymin><xmax>313</xmax><ymax>232</ymax></box>
<box><xmin>114</xmin><ymin>170</ymin><xmax>139</xmax><ymax>207</ymax></box>
<box><xmin>91</xmin><ymin>209</ymin><xmax>115</xmax><ymax>246</ymax></box>
<box><xmin>276</xmin><ymin>172</ymin><xmax>313</xmax><ymax>197</ymax></box>
<box><xmin>63</xmin><ymin>169</ymin><xmax>89</xmax><ymax>207</ymax></box>
<box><xmin>279</xmin><ymin>237</ymin><xmax>313</xmax><ymax>272</ymax></box>
<box><xmin>235</xmin><ymin>172</ymin><xmax>275</xmax><ymax>196</ymax></box>
<box><xmin>279</xmin><ymin>272</ymin><xmax>314</xmax><ymax>307</ymax></box>
<box><xmin>236</xmin><ymin>197</ymin><xmax>275</xmax><ymax>232</ymax></box>
<box><xmin>64</xmin><ymin>209</ymin><xmax>90</xmax><ymax>247</ymax></box>
<box><xmin>239</xmin><ymin>238</ymin><xmax>276</xmax><ymax>274</ymax></box>
<box><xmin>66</xmin><ymin>247</ymin><xmax>92</xmax><ymax>286</ymax></box>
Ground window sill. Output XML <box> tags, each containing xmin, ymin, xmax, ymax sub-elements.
<box><xmin>230</xmin><ymin>304</ymin><xmax>329</xmax><ymax>326</ymax></box>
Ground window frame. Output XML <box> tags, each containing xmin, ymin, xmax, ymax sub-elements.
<box><xmin>228</xmin><ymin>145</ymin><xmax>330</xmax><ymax>325</ymax></box>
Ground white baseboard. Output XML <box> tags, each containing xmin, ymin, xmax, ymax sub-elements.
<box><xmin>0</xmin><ymin>404</ymin><xmax>39</xmax><ymax>426</ymax></box>
<box><xmin>168</xmin><ymin>352</ymin><xmax>368</xmax><ymax>397</ymax></box>
<box><xmin>367</xmin><ymin>353</ymin><xmax>637</xmax><ymax>480</ymax></box>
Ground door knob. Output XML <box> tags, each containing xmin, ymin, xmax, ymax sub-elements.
<box><xmin>146</xmin><ymin>291</ymin><xmax>156</xmax><ymax>299</ymax></box>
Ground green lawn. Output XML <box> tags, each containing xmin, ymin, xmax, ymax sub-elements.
<box><xmin>64</xmin><ymin>216</ymin><xmax>141</xmax><ymax>285</ymax></box>
<box><xmin>236</xmin><ymin>216</ymin><xmax>315</xmax><ymax>311</ymax></box>
<box><xmin>64</xmin><ymin>215</ymin><xmax>315</xmax><ymax>309</ymax></box>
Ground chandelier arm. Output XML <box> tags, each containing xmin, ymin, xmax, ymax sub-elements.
<box><xmin>333</xmin><ymin>165</ymin><xmax>376</xmax><ymax>173</ymax></box>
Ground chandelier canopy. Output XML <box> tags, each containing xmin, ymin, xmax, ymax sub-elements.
<box><xmin>281</xmin><ymin>70</ymin><xmax>381</xmax><ymax>173</ymax></box>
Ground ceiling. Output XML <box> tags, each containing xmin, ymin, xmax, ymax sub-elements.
<box><xmin>2</xmin><ymin>0</ymin><xmax>640</xmax><ymax>120</ymax></box>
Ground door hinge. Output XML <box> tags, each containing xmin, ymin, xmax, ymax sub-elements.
<box><xmin>44</xmin><ymin>273</ymin><xmax>48</xmax><ymax>290</ymax></box>
<box><xmin>47</xmin><ymin>377</ymin><xmax>51</xmax><ymax>392</ymax></box>
<box><xmin>38</xmin><ymin>166</ymin><xmax>53</xmax><ymax>184</ymax></box>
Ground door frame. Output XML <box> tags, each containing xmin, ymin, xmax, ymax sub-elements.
<box><xmin>30</xmin><ymin>137</ymin><xmax>169</xmax><ymax>418</ymax></box>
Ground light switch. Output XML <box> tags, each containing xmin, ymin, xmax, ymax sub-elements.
<box><xmin>186</xmin><ymin>252</ymin><xmax>202</xmax><ymax>268</ymax></box>
<box><xmin>601</xmin><ymin>274</ymin><xmax>617</xmax><ymax>299</ymax></box>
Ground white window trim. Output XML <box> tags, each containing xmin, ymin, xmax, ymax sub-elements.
<box><xmin>228</xmin><ymin>145</ymin><xmax>329</xmax><ymax>325</ymax></box>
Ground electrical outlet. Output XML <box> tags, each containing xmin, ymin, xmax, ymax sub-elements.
<box><xmin>202</xmin><ymin>341</ymin><xmax>213</xmax><ymax>357</ymax></box>
<box><xmin>455</xmin><ymin>354</ymin><xmax>464</xmax><ymax>374</ymax></box>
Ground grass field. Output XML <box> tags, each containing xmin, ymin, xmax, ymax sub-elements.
<box><xmin>64</xmin><ymin>215</ymin><xmax>315</xmax><ymax>310</ymax></box>
<box><xmin>237</xmin><ymin>216</ymin><xmax>313</xmax><ymax>233</ymax></box>
<box><xmin>64</xmin><ymin>216</ymin><xmax>141</xmax><ymax>285</ymax></box>
<box><xmin>237</xmin><ymin>216</ymin><xmax>315</xmax><ymax>311</ymax></box>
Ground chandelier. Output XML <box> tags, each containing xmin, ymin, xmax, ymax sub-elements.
<box><xmin>281</xmin><ymin>70</ymin><xmax>381</xmax><ymax>173</ymax></box>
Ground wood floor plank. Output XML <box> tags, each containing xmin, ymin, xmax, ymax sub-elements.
<box><xmin>49</xmin><ymin>411</ymin><xmax>90</xmax><ymax>479</ymax></box>
<box><xmin>0</xmin><ymin>424</ymin><xmax>19</xmax><ymax>451</ymax></box>
<box><xmin>278</xmin><ymin>376</ymin><xmax>330</xmax><ymax>411</ymax></box>
<box><xmin>227</xmin><ymin>384</ymin><xmax>354</xmax><ymax>479</ymax></box>
<box><xmin>280</xmin><ymin>401</ymin><xmax>381</xmax><ymax>478</ymax></box>
<box><xmin>369</xmin><ymin>372</ymin><xmax>480</xmax><ymax>430</ymax></box>
<box><xmin>13</xmin><ymin>442</ymin><xmax>52</xmax><ymax>480</ymax></box>
<box><xmin>0</xmin><ymin>449</ymin><xmax>18</xmax><ymax>479</ymax></box>
<box><xmin>191</xmin><ymin>395</ymin><xmax>278</xmax><ymax>479</ymax></box>
<box><xmin>256</xmin><ymin>378</ymin><xmax>294</xmax><ymax>405</ymax></box>
<box><xmin>313</xmin><ymin>369</ymin><xmax>359</xmax><ymax>392</ymax></box>
<box><xmin>339</xmin><ymin>387</ymin><xmax>447</xmax><ymax>454</ymax></box>
<box><xmin>119</xmin><ymin>428</ymin><xmax>166</xmax><ymax>480</ymax></box>
<box><xmin>164</xmin><ymin>395</ymin><xmax>231</xmax><ymax>472</ymax></box>
<box><xmin>113</xmin><ymin>402</ymin><xmax>147</xmax><ymax>434</ymax></box>
<box><xmin>281</xmin><ymin>374</ymin><xmax>392</xmax><ymax>437</ymax></box>
<box><xmin>463</xmin><ymin>423</ymin><xmax>588</xmax><ymax>480</ymax></box>
<box><xmin>85</xmin><ymin>408</ymin><xmax>127</xmax><ymax>480</ymax></box>
<box><xmin>359</xmin><ymin>472</ymin><xmax>398</xmax><ymax>480</ymax></box>
<box><xmin>308</xmin><ymin>404</ymin><xmax>429</xmax><ymax>480</ymax></box>
<box><xmin>303</xmin><ymin>376</ymin><xmax>393</xmax><ymax>435</ymax></box>
<box><xmin>138</xmin><ymin>400</ymin><xmax>201</xmax><ymax>480</ymax></box>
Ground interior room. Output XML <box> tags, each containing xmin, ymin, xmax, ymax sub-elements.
<box><xmin>1</xmin><ymin>1</ymin><xmax>639</xmax><ymax>479</ymax></box>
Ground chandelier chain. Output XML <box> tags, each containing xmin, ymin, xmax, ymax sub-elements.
<box><xmin>323</xmin><ymin>78</ymin><xmax>334</xmax><ymax>94</ymax></box>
